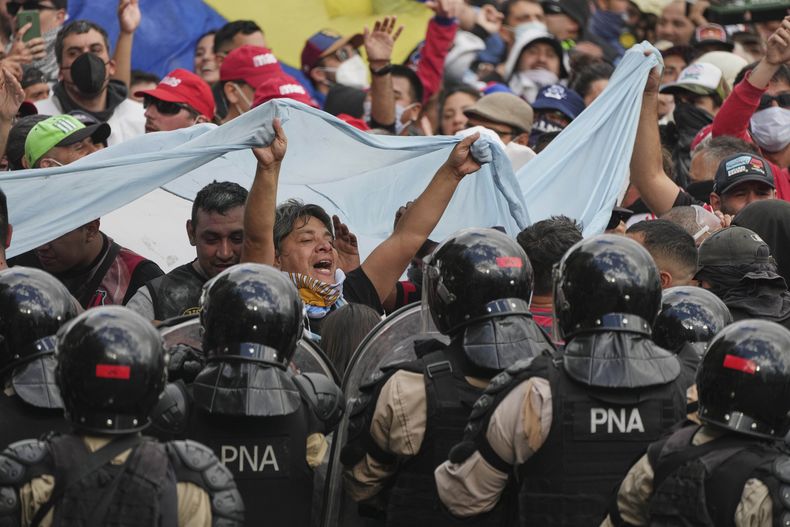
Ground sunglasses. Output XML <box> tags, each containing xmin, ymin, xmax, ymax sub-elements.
<box><xmin>143</xmin><ymin>95</ymin><xmax>194</xmax><ymax>116</ymax></box>
<box><xmin>758</xmin><ymin>93</ymin><xmax>790</xmax><ymax>111</ymax></box>
<box><xmin>7</xmin><ymin>1</ymin><xmax>57</xmax><ymax>16</ymax></box>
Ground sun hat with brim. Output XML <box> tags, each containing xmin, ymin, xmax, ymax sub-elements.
<box><xmin>24</xmin><ymin>114</ymin><xmax>110</xmax><ymax>168</ymax></box>
<box><xmin>464</xmin><ymin>92</ymin><xmax>534</xmax><ymax>133</ymax></box>
<box><xmin>660</xmin><ymin>62</ymin><xmax>729</xmax><ymax>101</ymax></box>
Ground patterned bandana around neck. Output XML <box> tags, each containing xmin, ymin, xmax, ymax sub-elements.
<box><xmin>288</xmin><ymin>269</ymin><xmax>346</xmax><ymax>319</ymax></box>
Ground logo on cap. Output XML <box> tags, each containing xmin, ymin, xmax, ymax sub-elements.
<box><xmin>253</xmin><ymin>53</ymin><xmax>277</xmax><ymax>68</ymax></box>
<box><xmin>161</xmin><ymin>76</ymin><xmax>182</xmax><ymax>88</ymax></box>
<box><xmin>544</xmin><ymin>85</ymin><xmax>567</xmax><ymax>100</ymax></box>
<box><xmin>280</xmin><ymin>84</ymin><xmax>306</xmax><ymax>96</ymax></box>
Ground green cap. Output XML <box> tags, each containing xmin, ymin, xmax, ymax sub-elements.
<box><xmin>24</xmin><ymin>114</ymin><xmax>111</xmax><ymax>168</ymax></box>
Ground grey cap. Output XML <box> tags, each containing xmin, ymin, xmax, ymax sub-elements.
<box><xmin>464</xmin><ymin>93</ymin><xmax>534</xmax><ymax>134</ymax></box>
<box><xmin>697</xmin><ymin>226</ymin><xmax>772</xmax><ymax>268</ymax></box>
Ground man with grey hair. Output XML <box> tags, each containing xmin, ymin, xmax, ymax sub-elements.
<box><xmin>242</xmin><ymin>118</ymin><xmax>487</xmax><ymax>336</ymax></box>
<box><xmin>660</xmin><ymin>205</ymin><xmax>722</xmax><ymax>246</ymax></box>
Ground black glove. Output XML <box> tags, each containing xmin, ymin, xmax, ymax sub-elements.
<box><xmin>167</xmin><ymin>344</ymin><xmax>205</xmax><ymax>383</ymax></box>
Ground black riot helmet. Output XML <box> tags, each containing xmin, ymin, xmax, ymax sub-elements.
<box><xmin>697</xmin><ymin>319</ymin><xmax>790</xmax><ymax>439</ymax></box>
<box><xmin>553</xmin><ymin>234</ymin><xmax>662</xmax><ymax>339</ymax></box>
<box><xmin>424</xmin><ymin>228</ymin><xmax>534</xmax><ymax>336</ymax></box>
<box><xmin>653</xmin><ymin>286</ymin><xmax>732</xmax><ymax>352</ymax></box>
<box><xmin>200</xmin><ymin>263</ymin><xmax>303</xmax><ymax>367</ymax></box>
<box><xmin>0</xmin><ymin>267</ymin><xmax>78</xmax><ymax>377</ymax></box>
<box><xmin>56</xmin><ymin>306</ymin><xmax>166</xmax><ymax>435</ymax></box>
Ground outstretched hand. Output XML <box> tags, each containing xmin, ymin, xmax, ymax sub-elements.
<box><xmin>118</xmin><ymin>0</ymin><xmax>142</xmax><ymax>34</ymax></box>
<box><xmin>332</xmin><ymin>215</ymin><xmax>360</xmax><ymax>271</ymax></box>
<box><xmin>443</xmin><ymin>132</ymin><xmax>483</xmax><ymax>180</ymax></box>
<box><xmin>765</xmin><ymin>16</ymin><xmax>790</xmax><ymax>66</ymax></box>
<box><xmin>0</xmin><ymin>66</ymin><xmax>25</xmax><ymax>122</ymax></box>
<box><xmin>252</xmin><ymin>118</ymin><xmax>287</xmax><ymax>167</ymax></box>
<box><xmin>364</xmin><ymin>16</ymin><xmax>403</xmax><ymax>64</ymax></box>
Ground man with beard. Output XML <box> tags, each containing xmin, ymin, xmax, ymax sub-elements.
<box><xmin>34</xmin><ymin>19</ymin><xmax>145</xmax><ymax>145</ymax></box>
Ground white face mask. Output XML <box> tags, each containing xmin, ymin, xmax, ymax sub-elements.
<box><xmin>750</xmin><ymin>107</ymin><xmax>790</xmax><ymax>153</ymax></box>
<box><xmin>40</xmin><ymin>158</ymin><xmax>63</xmax><ymax>167</ymax></box>
<box><xmin>509</xmin><ymin>69</ymin><xmax>559</xmax><ymax>102</ymax></box>
<box><xmin>328</xmin><ymin>55</ymin><xmax>369</xmax><ymax>90</ymax></box>
<box><xmin>395</xmin><ymin>102</ymin><xmax>418</xmax><ymax>135</ymax></box>
<box><xmin>230</xmin><ymin>82</ymin><xmax>253</xmax><ymax>115</ymax></box>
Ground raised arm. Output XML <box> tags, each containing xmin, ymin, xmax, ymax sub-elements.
<box><xmin>0</xmin><ymin>67</ymin><xmax>24</xmax><ymax>161</ymax></box>
<box><xmin>112</xmin><ymin>0</ymin><xmax>141</xmax><ymax>88</ymax></box>
<box><xmin>630</xmin><ymin>59</ymin><xmax>682</xmax><ymax>216</ymax></box>
<box><xmin>241</xmin><ymin>118</ymin><xmax>287</xmax><ymax>266</ymax></box>
<box><xmin>361</xmin><ymin>133</ymin><xmax>483</xmax><ymax>302</ymax></box>
<box><xmin>365</xmin><ymin>17</ymin><xmax>402</xmax><ymax>129</ymax></box>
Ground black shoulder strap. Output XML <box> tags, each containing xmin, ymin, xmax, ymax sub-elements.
<box><xmin>422</xmin><ymin>349</ymin><xmax>460</xmax><ymax>411</ymax></box>
<box><xmin>77</xmin><ymin>241</ymin><xmax>121</xmax><ymax>307</ymax></box>
<box><xmin>30</xmin><ymin>434</ymin><xmax>142</xmax><ymax>527</ymax></box>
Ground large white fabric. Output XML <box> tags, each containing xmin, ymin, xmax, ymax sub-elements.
<box><xmin>5</xmin><ymin>43</ymin><xmax>661</xmax><ymax>271</ymax></box>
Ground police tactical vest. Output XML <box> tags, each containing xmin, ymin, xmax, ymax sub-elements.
<box><xmin>184</xmin><ymin>400</ymin><xmax>313</xmax><ymax>526</ymax></box>
<box><xmin>49</xmin><ymin>435</ymin><xmax>173</xmax><ymax>526</ymax></box>
<box><xmin>146</xmin><ymin>262</ymin><xmax>205</xmax><ymax>321</ymax></box>
<box><xmin>452</xmin><ymin>353</ymin><xmax>687</xmax><ymax>527</ymax></box>
<box><xmin>385</xmin><ymin>349</ymin><xmax>488</xmax><ymax>526</ymax></box>
<box><xmin>517</xmin><ymin>356</ymin><xmax>686</xmax><ymax>525</ymax></box>
<box><xmin>644</xmin><ymin>425</ymin><xmax>789</xmax><ymax>527</ymax></box>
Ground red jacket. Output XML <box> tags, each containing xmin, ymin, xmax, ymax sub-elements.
<box><xmin>711</xmin><ymin>73</ymin><xmax>790</xmax><ymax>200</ymax></box>
<box><xmin>414</xmin><ymin>16</ymin><xmax>458</xmax><ymax>104</ymax></box>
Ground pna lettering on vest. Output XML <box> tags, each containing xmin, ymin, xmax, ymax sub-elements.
<box><xmin>590</xmin><ymin>408</ymin><xmax>645</xmax><ymax>433</ymax></box>
<box><xmin>221</xmin><ymin>444</ymin><xmax>280</xmax><ymax>472</ymax></box>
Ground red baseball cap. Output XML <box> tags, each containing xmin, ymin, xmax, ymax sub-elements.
<box><xmin>135</xmin><ymin>68</ymin><xmax>215</xmax><ymax>120</ymax></box>
<box><xmin>252</xmin><ymin>73</ymin><xmax>318</xmax><ymax>108</ymax></box>
<box><xmin>220</xmin><ymin>45</ymin><xmax>283</xmax><ymax>87</ymax></box>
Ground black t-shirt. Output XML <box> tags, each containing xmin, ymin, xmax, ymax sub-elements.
<box><xmin>306</xmin><ymin>267</ymin><xmax>382</xmax><ymax>336</ymax></box>
<box><xmin>343</xmin><ymin>266</ymin><xmax>383</xmax><ymax>313</ymax></box>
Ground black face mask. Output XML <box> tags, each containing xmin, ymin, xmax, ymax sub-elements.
<box><xmin>68</xmin><ymin>53</ymin><xmax>107</xmax><ymax>96</ymax></box>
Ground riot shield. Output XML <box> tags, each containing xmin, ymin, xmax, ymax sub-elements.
<box><xmin>159</xmin><ymin>315</ymin><xmax>341</xmax><ymax>384</ymax></box>
<box><xmin>321</xmin><ymin>303</ymin><xmax>449</xmax><ymax>527</ymax></box>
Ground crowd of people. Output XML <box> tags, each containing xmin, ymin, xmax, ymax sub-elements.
<box><xmin>0</xmin><ymin>0</ymin><xmax>787</xmax><ymax>524</ymax></box>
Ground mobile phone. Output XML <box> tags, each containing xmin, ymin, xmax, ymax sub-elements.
<box><xmin>17</xmin><ymin>10</ymin><xmax>40</xmax><ymax>42</ymax></box>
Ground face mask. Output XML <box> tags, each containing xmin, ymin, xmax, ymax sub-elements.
<box><xmin>529</xmin><ymin>117</ymin><xmax>566</xmax><ymax>145</ymax></box>
<box><xmin>512</xmin><ymin>21</ymin><xmax>548</xmax><ymax>41</ymax></box>
<box><xmin>230</xmin><ymin>82</ymin><xmax>252</xmax><ymax>115</ymax></box>
<box><xmin>67</xmin><ymin>53</ymin><xmax>108</xmax><ymax>96</ymax></box>
<box><xmin>334</xmin><ymin>55</ymin><xmax>369</xmax><ymax>90</ymax></box>
<box><xmin>395</xmin><ymin>102</ymin><xmax>418</xmax><ymax>135</ymax></box>
<box><xmin>509</xmin><ymin>69</ymin><xmax>559</xmax><ymax>102</ymax></box>
<box><xmin>40</xmin><ymin>158</ymin><xmax>63</xmax><ymax>167</ymax></box>
<box><xmin>750</xmin><ymin>107</ymin><xmax>790</xmax><ymax>153</ymax></box>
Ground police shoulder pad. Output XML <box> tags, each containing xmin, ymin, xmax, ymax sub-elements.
<box><xmin>293</xmin><ymin>372</ymin><xmax>344</xmax><ymax>431</ymax></box>
<box><xmin>166</xmin><ymin>439</ymin><xmax>245</xmax><ymax>525</ymax></box>
<box><xmin>0</xmin><ymin>439</ymin><xmax>48</xmax><ymax>485</ymax></box>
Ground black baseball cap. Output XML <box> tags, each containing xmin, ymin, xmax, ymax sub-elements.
<box><xmin>697</xmin><ymin>226</ymin><xmax>771</xmax><ymax>268</ymax></box>
<box><xmin>713</xmin><ymin>153</ymin><xmax>774</xmax><ymax>196</ymax></box>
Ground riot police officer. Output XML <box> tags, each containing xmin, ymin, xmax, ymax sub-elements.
<box><xmin>435</xmin><ymin>234</ymin><xmax>693</xmax><ymax>525</ymax></box>
<box><xmin>0</xmin><ymin>267</ymin><xmax>78</xmax><ymax>448</ymax></box>
<box><xmin>652</xmin><ymin>286</ymin><xmax>732</xmax><ymax>373</ymax></box>
<box><xmin>151</xmin><ymin>263</ymin><xmax>344</xmax><ymax>527</ymax></box>
<box><xmin>0</xmin><ymin>306</ymin><xmax>244</xmax><ymax>526</ymax></box>
<box><xmin>341</xmin><ymin>228</ymin><xmax>555</xmax><ymax>526</ymax></box>
<box><xmin>604</xmin><ymin>319</ymin><xmax>790</xmax><ymax>526</ymax></box>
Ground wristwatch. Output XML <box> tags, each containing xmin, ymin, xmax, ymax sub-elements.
<box><xmin>370</xmin><ymin>63</ymin><xmax>393</xmax><ymax>76</ymax></box>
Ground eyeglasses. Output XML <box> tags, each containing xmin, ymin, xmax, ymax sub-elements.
<box><xmin>143</xmin><ymin>95</ymin><xmax>195</xmax><ymax>116</ymax></box>
<box><xmin>331</xmin><ymin>46</ymin><xmax>356</xmax><ymax>62</ymax></box>
<box><xmin>758</xmin><ymin>93</ymin><xmax>790</xmax><ymax>111</ymax></box>
<box><xmin>7</xmin><ymin>2</ymin><xmax>58</xmax><ymax>16</ymax></box>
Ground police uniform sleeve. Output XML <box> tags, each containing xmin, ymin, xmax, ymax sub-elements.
<box><xmin>176</xmin><ymin>482</ymin><xmax>211</xmax><ymax>527</ymax></box>
<box><xmin>434</xmin><ymin>376</ymin><xmax>552</xmax><ymax>517</ymax></box>
<box><xmin>734</xmin><ymin>478</ymin><xmax>772</xmax><ymax>527</ymax></box>
<box><xmin>343</xmin><ymin>370</ymin><xmax>428</xmax><ymax>502</ymax></box>
<box><xmin>601</xmin><ymin>454</ymin><xmax>654</xmax><ymax>527</ymax></box>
